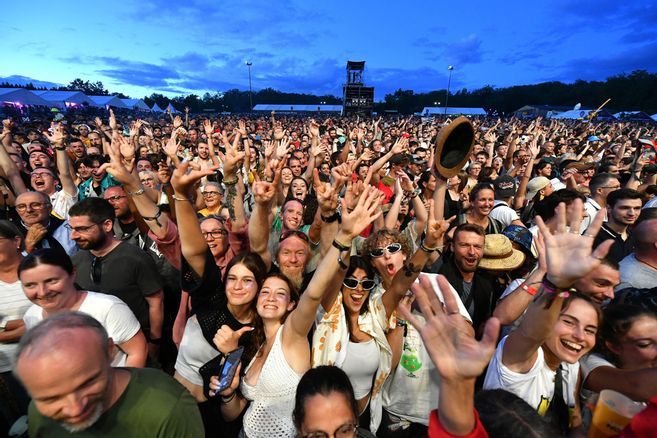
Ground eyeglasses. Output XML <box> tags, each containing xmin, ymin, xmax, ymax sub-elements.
<box><xmin>68</xmin><ymin>223</ymin><xmax>99</xmax><ymax>234</ymax></box>
<box><xmin>302</xmin><ymin>423</ymin><xmax>357</xmax><ymax>438</ymax></box>
<box><xmin>369</xmin><ymin>243</ymin><xmax>402</xmax><ymax>258</ymax></box>
<box><xmin>343</xmin><ymin>278</ymin><xmax>376</xmax><ymax>291</ymax></box>
<box><xmin>31</xmin><ymin>171</ymin><xmax>54</xmax><ymax>179</ymax></box>
<box><xmin>90</xmin><ymin>256</ymin><xmax>103</xmax><ymax>284</ymax></box>
<box><xmin>105</xmin><ymin>195</ymin><xmax>126</xmax><ymax>202</ymax></box>
<box><xmin>279</xmin><ymin>229</ymin><xmax>310</xmax><ymax>243</ymax></box>
<box><xmin>202</xmin><ymin>229</ymin><xmax>228</xmax><ymax>239</ymax></box>
<box><xmin>140</xmin><ymin>177</ymin><xmax>154</xmax><ymax>183</ymax></box>
<box><xmin>202</xmin><ymin>191</ymin><xmax>221</xmax><ymax>197</ymax></box>
<box><xmin>15</xmin><ymin>202</ymin><xmax>50</xmax><ymax>212</ymax></box>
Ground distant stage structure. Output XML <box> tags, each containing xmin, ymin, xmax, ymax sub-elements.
<box><xmin>342</xmin><ymin>61</ymin><xmax>374</xmax><ymax>116</ymax></box>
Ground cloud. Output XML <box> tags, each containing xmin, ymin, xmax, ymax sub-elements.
<box><xmin>443</xmin><ymin>34</ymin><xmax>484</xmax><ymax>66</ymax></box>
<box><xmin>95</xmin><ymin>57</ymin><xmax>181</xmax><ymax>88</ymax></box>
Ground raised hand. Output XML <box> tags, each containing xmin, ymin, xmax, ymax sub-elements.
<box><xmin>237</xmin><ymin>120</ymin><xmax>248</xmax><ymax>137</ymax></box>
<box><xmin>94</xmin><ymin>117</ymin><xmax>103</xmax><ymax>130</ymax></box>
<box><xmin>213</xmin><ymin>325</ymin><xmax>253</xmax><ymax>355</ymax></box>
<box><xmin>223</xmin><ymin>143</ymin><xmax>245</xmax><ymax>176</ymax></box>
<box><xmin>171</xmin><ymin>161</ymin><xmax>218</xmax><ymax>196</ymax></box>
<box><xmin>400</xmin><ymin>275</ymin><xmax>500</xmax><ymax>381</ymax></box>
<box><xmin>111</xmin><ymin>132</ymin><xmax>136</xmax><ymax>160</ymax></box>
<box><xmin>173</xmin><ymin>115</ymin><xmax>183</xmax><ymax>128</ymax></box>
<box><xmin>108</xmin><ymin>109</ymin><xmax>117</xmax><ymax>131</ymax></box>
<box><xmin>275</xmin><ymin>136</ymin><xmax>291</xmax><ymax>159</ymax></box>
<box><xmin>202</xmin><ymin>119</ymin><xmax>213</xmax><ymax>136</ymax></box>
<box><xmin>535</xmin><ymin>199</ymin><xmax>613</xmax><ymax>289</ymax></box>
<box><xmin>339</xmin><ymin>185</ymin><xmax>383</xmax><ymax>239</ymax></box>
<box><xmin>423</xmin><ymin>200</ymin><xmax>454</xmax><ymax>248</ymax></box>
<box><xmin>308</xmin><ymin>119</ymin><xmax>320</xmax><ymax>138</ymax></box>
<box><xmin>44</xmin><ymin>122</ymin><xmax>65</xmax><ymax>146</ymax></box>
<box><xmin>273</xmin><ymin>124</ymin><xmax>285</xmax><ymax>141</ymax></box>
<box><xmin>391</xmin><ymin>136</ymin><xmax>409</xmax><ymax>155</ymax></box>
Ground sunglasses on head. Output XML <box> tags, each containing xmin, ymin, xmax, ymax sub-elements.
<box><xmin>343</xmin><ymin>277</ymin><xmax>376</xmax><ymax>290</ymax></box>
<box><xmin>369</xmin><ymin>243</ymin><xmax>402</xmax><ymax>258</ymax></box>
<box><xmin>90</xmin><ymin>256</ymin><xmax>103</xmax><ymax>284</ymax></box>
<box><xmin>279</xmin><ymin>229</ymin><xmax>309</xmax><ymax>243</ymax></box>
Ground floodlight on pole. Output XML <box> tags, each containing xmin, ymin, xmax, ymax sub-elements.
<box><xmin>246</xmin><ymin>61</ymin><xmax>253</xmax><ymax>113</ymax></box>
<box><xmin>444</xmin><ymin>65</ymin><xmax>454</xmax><ymax>116</ymax></box>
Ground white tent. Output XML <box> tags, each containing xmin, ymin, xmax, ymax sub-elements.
<box><xmin>121</xmin><ymin>98</ymin><xmax>150</xmax><ymax>110</ymax></box>
<box><xmin>166</xmin><ymin>103</ymin><xmax>180</xmax><ymax>113</ymax></box>
<box><xmin>32</xmin><ymin>90</ymin><xmax>93</xmax><ymax>108</ymax></box>
<box><xmin>421</xmin><ymin>107</ymin><xmax>487</xmax><ymax>116</ymax></box>
<box><xmin>88</xmin><ymin>95</ymin><xmax>128</xmax><ymax>108</ymax></box>
<box><xmin>252</xmin><ymin>104</ymin><xmax>342</xmax><ymax>113</ymax></box>
<box><xmin>151</xmin><ymin>103</ymin><xmax>165</xmax><ymax>113</ymax></box>
<box><xmin>0</xmin><ymin>88</ymin><xmax>51</xmax><ymax>106</ymax></box>
<box><xmin>652</xmin><ymin>114</ymin><xmax>657</xmax><ymax>121</ymax></box>
<box><xmin>549</xmin><ymin>109</ymin><xmax>615</xmax><ymax>120</ymax></box>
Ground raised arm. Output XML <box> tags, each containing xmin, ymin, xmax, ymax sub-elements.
<box><xmin>286</xmin><ymin>186</ymin><xmax>382</xmax><ymax>341</ymax></box>
<box><xmin>222</xmin><ymin>134</ymin><xmax>247</xmax><ymax>229</ymax></box>
<box><xmin>502</xmin><ymin>200</ymin><xmax>613</xmax><ymax>373</ymax></box>
<box><xmin>382</xmin><ymin>205</ymin><xmax>453</xmax><ymax>318</ymax></box>
<box><xmin>170</xmin><ymin>160</ymin><xmax>218</xmax><ymax>277</ymax></box>
<box><xmin>0</xmin><ymin>119</ymin><xmax>27</xmax><ymax>194</ymax></box>
<box><xmin>248</xmin><ymin>163</ymin><xmax>282</xmax><ymax>270</ymax></box>
<box><xmin>44</xmin><ymin>123</ymin><xmax>77</xmax><ymax>197</ymax></box>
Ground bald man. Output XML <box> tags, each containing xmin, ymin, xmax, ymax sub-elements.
<box><xmin>14</xmin><ymin>312</ymin><xmax>203</xmax><ymax>437</ymax></box>
<box><xmin>617</xmin><ymin>219</ymin><xmax>657</xmax><ymax>291</ymax></box>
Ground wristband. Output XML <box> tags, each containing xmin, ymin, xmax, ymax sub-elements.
<box><xmin>321</xmin><ymin>211</ymin><xmax>340</xmax><ymax>223</ymax></box>
<box><xmin>127</xmin><ymin>187</ymin><xmax>145</xmax><ymax>196</ymax></box>
<box><xmin>520</xmin><ymin>282</ymin><xmax>537</xmax><ymax>296</ymax></box>
<box><xmin>332</xmin><ymin>239</ymin><xmax>350</xmax><ymax>252</ymax></box>
<box><xmin>419</xmin><ymin>240</ymin><xmax>441</xmax><ymax>253</ymax></box>
<box><xmin>223</xmin><ymin>178</ymin><xmax>238</xmax><ymax>186</ymax></box>
<box><xmin>221</xmin><ymin>391</ymin><xmax>237</xmax><ymax>403</ymax></box>
<box><xmin>142</xmin><ymin>209</ymin><xmax>162</xmax><ymax>226</ymax></box>
<box><xmin>54</xmin><ymin>146</ymin><xmax>67</xmax><ymax>151</ymax></box>
<box><xmin>172</xmin><ymin>194</ymin><xmax>191</xmax><ymax>202</ymax></box>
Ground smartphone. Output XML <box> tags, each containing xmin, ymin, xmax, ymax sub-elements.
<box><xmin>216</xmin><ymin>346</ymin><xmax>245</xmax><ymax>394</ymax></box>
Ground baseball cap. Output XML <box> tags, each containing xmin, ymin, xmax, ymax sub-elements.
<box><xmin>502</xmin><ymin>224</ymin><xmax>533</xmax><ymax>255</ymax></box>
<box><xmin>493</xmin><ymin>175</ymin><xmax>517</xmax><ymax>198</ymax></box>
<box><xmin>526</xmin><ymin>176</ymin><xmax>551</xmax><ymax>200</ymax></box>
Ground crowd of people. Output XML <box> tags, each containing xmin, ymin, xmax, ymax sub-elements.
<box><xmin>0</xmin><ymin>108</ymin><xmax>656</xmax><ymax>437</ymax></box>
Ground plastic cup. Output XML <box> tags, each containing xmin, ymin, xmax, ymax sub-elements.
<box><xmin>588</xmin><ymin>390</ymin><xmax>646</xmax><ymax>438</ymax></box>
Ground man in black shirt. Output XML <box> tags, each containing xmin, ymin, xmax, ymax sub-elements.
<box><xmin>592</xmin><ymin>188</ymin><xmax>642</xmax><ymax>264</ymax></box>
<box><xmin>68</xmin><ymin>198</ymin><xmax>164</xmax><ymax>350</ymax></box>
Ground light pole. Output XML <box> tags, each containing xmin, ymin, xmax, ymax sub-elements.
<box><xmin>444</xmin><ymin>65</ymin><xmax>454</xmax><ymax>116</ymax></box>
<box><xmin>246</xmin><ymin>61</ymin><xmax>253</xmax><ymax>113</ymax></box>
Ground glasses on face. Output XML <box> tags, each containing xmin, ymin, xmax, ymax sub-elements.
<box><xmin>600</xmin><ymin>185</ymin><xmax>621</xmax><ymax>190</ymax></box>
<box><xmin>279</xmin><ymin>229</ymin><xmax>310</xmax><ymax>243</ymax></box>
<box><xmin>202</xmin><ymin>191</ymin><xmax>221</xmax><ymax>197</ymax></box>
<box><xmin>90</xmin><ymin>256</ymin><xmax>103</xmax><ymax>284</ymax></box>
<box><xmin>15</xmin><ymin>202</ymin><xmax>49</xmax><ymax>212</ymax></box>
<box><xmin>105</xmin><ymin>195</ymin><xmax>126</xmax><ymax>202</ymax></box>
<box><xmin>302</xmin><ymin>423</ymin><xmax>357</xmax><ymax>438</ymax></box>
<box><xmin>31</xmin><ymin>171</ymin><xmax>54</xmax><ymax>179</ymax></box>
<box><xmin>141</xmin><ymin>177</ymin><xmax>154</xmax><ymax>183</ymax></box>
<box><xmin>369</xmin><ymin>243</ymin><xmax>402</xmax><ymax>258</ymax></box>
<box><xmin>343</xmin><ymin>277</ymin><xmax>376</xmax><ymax>291</ymax></box>
<box><xmin>202</xmin><ymin>229</ymin><xmax>228</xmax><ymax>239</ymax></box>
<box><xmin>68</xmin><ymin>223</ymin><xmax>99</xmax><ymax>234</ymax></box>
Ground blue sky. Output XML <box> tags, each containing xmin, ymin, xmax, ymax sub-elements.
<box><xmin>2</xmin><ymin>0</ymin><xmax>656</xmax><ymax>100</ymax></box>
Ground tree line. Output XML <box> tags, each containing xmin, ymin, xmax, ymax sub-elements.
<box><xmin>2</xmin><ymin>70</ymin><xmax>656</xmax><ymax>115</ymax></box>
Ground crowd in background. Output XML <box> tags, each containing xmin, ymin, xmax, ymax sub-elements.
<box><xmin>0</xmin><ymin>107</ymin><xmax>656</xmax><ymax>437</ymax></box>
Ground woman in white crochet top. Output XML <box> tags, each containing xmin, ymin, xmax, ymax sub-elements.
<box><xmin>213</xmin><ymin>186</ymin><xmax>383</xmax><ymax>438</ymax></box>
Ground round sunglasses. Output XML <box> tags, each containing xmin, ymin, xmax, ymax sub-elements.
<box><xmin>369</xmin><ymin>243</ymin><xmax>402</xmax><ymax>258</ymax></box>
<box><xmin>343</xmin><ymin>277</ymin><xmax>376</xmax><ymax>291</ymax></box>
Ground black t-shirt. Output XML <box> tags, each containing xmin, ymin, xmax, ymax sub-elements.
<box><xmin>73</xmin><ymin>241</ymin><xmax>163</xmax><ymax>332</ymax></box>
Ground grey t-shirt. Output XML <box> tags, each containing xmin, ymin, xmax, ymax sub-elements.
<box><xmin>617</xmin><ymin>254</ymin><xmax>657</xmax><ymax>291</ymax></box>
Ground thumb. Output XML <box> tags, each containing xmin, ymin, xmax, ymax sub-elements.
<box><xmin>235</xmin><ymin>326</ymin><xmax>254</xmax><ymax>338</ymax></box>
<box><xmin>479</xmin><ymin>317</ymin><xmax>501</xmax><ymax>357</ymax></box>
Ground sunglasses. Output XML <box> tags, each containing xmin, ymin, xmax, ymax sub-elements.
<box><xmin>343</xmin><ymin>277</ymin><xmax>376</xmax><ymax>291</ymax></box>
<box><xmin>90</xmin><ymin>256</ymin><xmax>103</xmax><ymax>284</ymax></box>
<box><xmin>279</xmin><ymin>229</ymin><xmax>309</xmax><ymax>243</ymax></box>
<box><xmin>369</xmin><ymin>243</ymin><xmax>402</xmax><ymax>258</ymax></box>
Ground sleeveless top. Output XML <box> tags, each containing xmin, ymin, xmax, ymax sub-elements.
<box><xmin>241</xmin><ymin>325</ymin><xmax>302</xmax><ymax>438</ymax></box>
<box><xmin>341</xmin><ymin>339</ymin><xmax>380</xmax><ymax>400</ymax></box>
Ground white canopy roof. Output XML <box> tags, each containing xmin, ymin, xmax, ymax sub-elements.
<box><xmin>0</xmin><ymin>88</ymin><xmax>51</xmax><ymax>106</ymax></box>
<box><xmin>88</xmin><ymin>95</ymin><xmax>128</xmax><ymax>108</ymax></box>
<box><xmin>421</xmin><ymin>107</ymin><xmax>487</xmax><ymax>116</ymax></box>
<box><xmin>253</xmin><ymin>104</ymin><xmax>342</xmax><ymax>112</ymax></box>
<box><xmin>166</xmin><ymin>103</ymin><xmax>180</xmax><ymax>113</ymax></box>
<box><xmin>652</xmin><ymin>114</ymin><xmax>657</xmax><ymax>121</ymax></box>
<box><xmin>121</xmin><ymin>98</ymin><xmax>150</xmax><ymax>110</ymax></box>
<box><xmin>151</xmin><ymin>103</ymin><xmax>165</xmax><ymax>113</ymax></box>
<box><xmin>32</xmin><ymin>90</ymin><xmax>93</xmax><ymax>107</ymax></box>
<box><xmin>549</xmin><ymin>109</ymin><xmax>615</xmax><ymax>120</ymax></box>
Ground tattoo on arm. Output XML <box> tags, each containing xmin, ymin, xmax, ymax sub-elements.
<box><xmin>226</xmin><ymin>184</ymin><xmax>237</xmax><ymax>220</ymax></box>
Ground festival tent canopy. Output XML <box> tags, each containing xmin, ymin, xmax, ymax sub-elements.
<box><xmin>121</xmin><ymin>98</ymin><xmax>150</xmax><ymax>110</ymax></box>
<box><xmin>421</xmin><ymin>107</ymin><xmax>487</xmax><ymax>116</ymax></box>
<box><xmin>613</xmin><ymin>111</ymin><xmax>654</xmax><ymax>122</ymax></box>
<box><xmin>549</xmin><ymin>109</ymin><xmax>616</xmax><ymax>121</ymax></box>
<box><xmin>166</xmin><ymin>103</ymin><xmax>180</xmax><ymax>113</ymax></box>
<box><xmin>652</xmin><ymin>114</ymin><xmax>657</xmax><ymax>121</ymax></box>
<box><xmin>0</xmin><ymin>88</ymin><xmax>51</xmax><ymax>106</ymax></box>
<box><xmin>252</xmin><ymin>104</ymin><xmax>342</xmax><ymax>113</ymax></box>
<box><xmin>88</xmin><ymin>95</ymin><xmax>128</xmax><ymax>108</ymax></box>
<box><xmin>151</xmin><ymin>103</ymin><xmax>165</xmax><ymax>113</ymax></box>
<box><xmin>32</xmin><ymin>90</ymin><xmax>93</xmax><ymax>108</ymax></box>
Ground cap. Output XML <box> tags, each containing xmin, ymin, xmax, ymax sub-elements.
<box><xmin>587</xmin><ymin>135</ymin><xmax>601</xmax><ymax>142</ymax></box>
<box><xmin>390</xmin><ymin>153</ymin><xmax>410</xmax><ymax>165</ymax></box>
<box><xmin>493</xmin><ymin>175</ymin><xmax>516</xmax><ymax>198</ymax></box>
<box><xmin>478</xmin><ymin>234</ymin><xmax>526</xmax><ymax>271</ymax></box>
<box><xmin>28</xmin><ymin>145</ymin><xmax>54</xmax><ymax>160</ymax></box>
<box><xmin>502</xmin><ymin>224</ymin><xmax>533</xmax><ymax>255</ymax></box>
<box><xmin>526</xmin><ymin>176</ymin><xmax>551</xmax><ymax>200</ymax></box>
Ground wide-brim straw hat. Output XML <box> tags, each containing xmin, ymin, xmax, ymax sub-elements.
<box><xmin>479</xmin><ymin>234</ymin><xmax>526</xmax><ymax>271</ymax></box>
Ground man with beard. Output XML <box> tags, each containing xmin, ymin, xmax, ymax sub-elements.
<box><xmin>12</xmin><ymin>191</ymin><xmax>77</xmax><ymax>255</ymax></box>
<box><xmin>592</xmin><ymin>188</ymin><xmax>643</xmax><ymax>264</ymax></box>
<box><xmin>435</xmin><ymin>223</ymin><xmax>497</xmax><ymax>330</ymax></box>
<box><xmin>69</xmin><ymin>197</ymin><xmax>164</xmax><ymax>351</ymax></box>
<box><xmin>15</xmin><ymin>312</ymin><xmax>203</xmax><ymax>436</ymax></box>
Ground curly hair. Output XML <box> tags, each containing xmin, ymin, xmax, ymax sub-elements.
<box><xmin>360</xmin><ymin>229</ymin><xmax>412</xmax><ymax>267</ymax></box>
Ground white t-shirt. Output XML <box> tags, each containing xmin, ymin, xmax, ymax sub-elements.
<box><xmin>382</xmin><ymin>274</ymin><xmax>472</xmax><ymax>426</ymax></box>
<box><xmin>582</xmin><ymin>198</ymin><xmax>605</xmax><ymax>231</ymax></box>
<box><xmin>644</xmin><ymin>197</ymin><xmax>657</xmax><ymax>209</ymax></box>
<box><xmin>490</xmin><ymin>200</ymin><xmax>519</xmax><ymax>229</ymax></box>
<box><xmin>23</xmin><ymin>291</ymin><xmax>140</xmax><ymax>366</ymax></box>
<box><xmin>0</xmin><ymin>279</ymin><xmax>32</xmax><ymax>373</ymax></box>
<box><xmin>483</xmin><ymin>336</ymin><xmax>580</xmax><ymax>416</ymax></box>
<box><xmin>175</xmin><ymin>315</ymin><xmax>220</xmax><ymax>386</ymax></box>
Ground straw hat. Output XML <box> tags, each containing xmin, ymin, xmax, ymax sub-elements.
<box><xmin>478</xmin><ymin>234</ymin><xmax>526</xmax><ymax>271</ymax></box>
